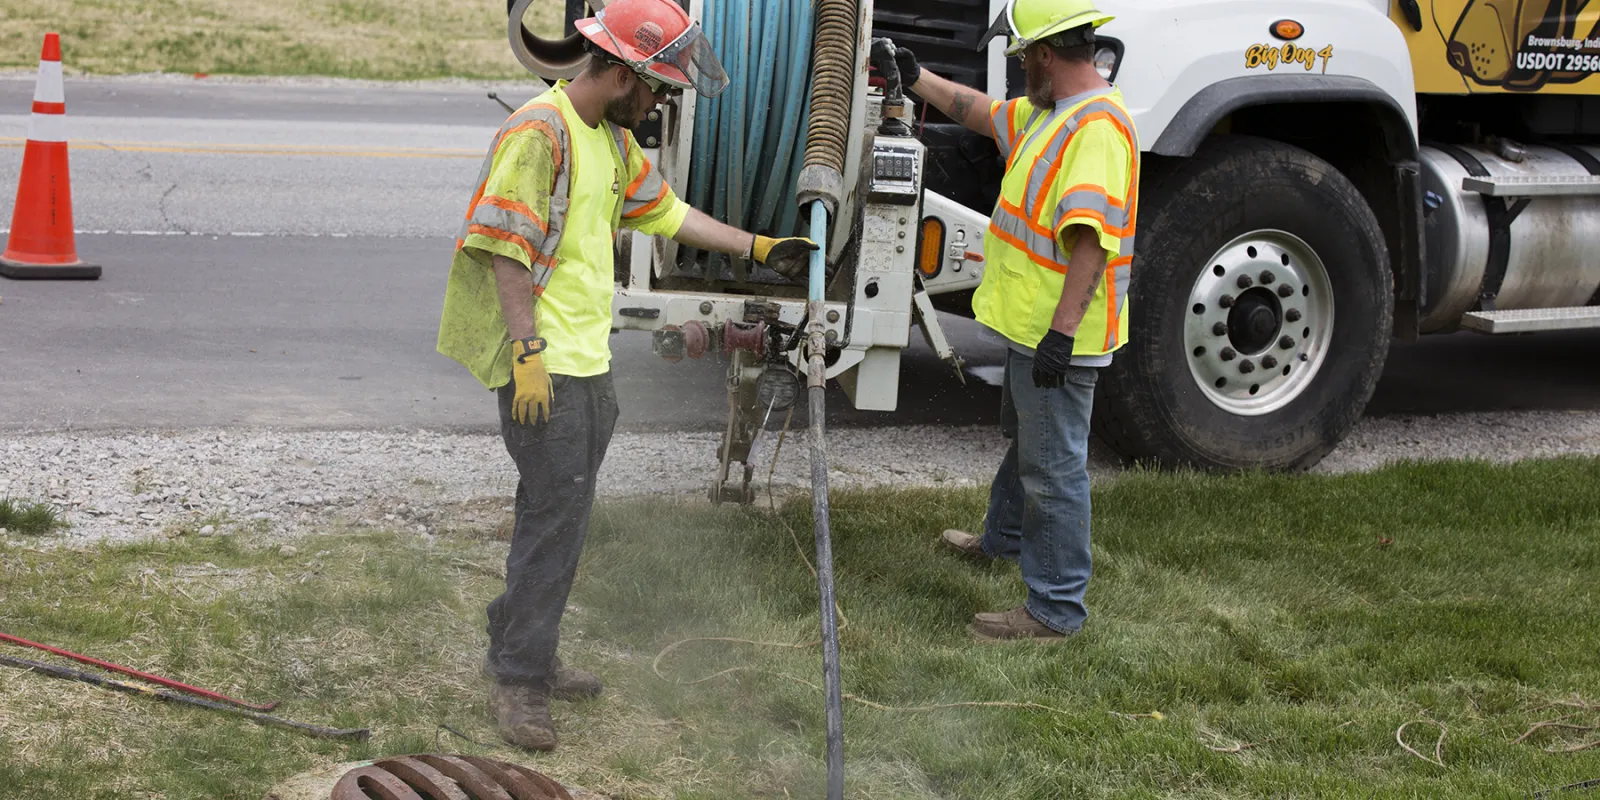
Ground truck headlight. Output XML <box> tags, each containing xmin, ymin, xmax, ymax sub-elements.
<box><xmin>1093</xmin><ymin>37</ymin><xmax>1124</xmax><ymax>82</ymax></box>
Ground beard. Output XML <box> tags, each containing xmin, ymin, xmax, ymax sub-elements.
<box><xmin>603</xmin><ymin>94</ymin><xmax>643</xmax><ymax>128</ymax></box>
<box><xmin>1025</xmin><ymin>55</ymin><xmax>1054</xmax><ymax>108</ymax></box>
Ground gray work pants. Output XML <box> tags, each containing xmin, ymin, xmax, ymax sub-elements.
<box><xmin>484</xmin><ymin>371</ymin><xmax>618</xmax><ymax>689</ymax></box>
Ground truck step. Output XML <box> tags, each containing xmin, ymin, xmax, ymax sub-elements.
<box><xmin>1461</xmin><ymin>174</ymin><xmax>1600</xmax><ymax>197</ymax></box>
<box><xmin>1460</xmin><ymin>306</ymin><xmax>1600</xmax><ymax>334</ymax></box>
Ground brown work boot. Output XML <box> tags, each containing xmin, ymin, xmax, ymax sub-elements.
<box><xmin>483</xmin><ymin>655</ymin><xmax>603</xmax><ymax>702</ymax></box>
<box><xmin>488</xmin><ymin>683</ymin><xmax>557</xmax><ymax>751</ymax></box>
<box><xmin>967</xmin><ymin>606</ymin><xmax>1075</xmax><ymax>642</ymax></box>
<box><xmin>549</xmin><ymin>657</ymin><xmax>602</xmax><ymax>701</ymax></box>
<box><xmin>941</xmin><ymin>529</ymin><xmax>991</xmax><ymax>561</ymax></box>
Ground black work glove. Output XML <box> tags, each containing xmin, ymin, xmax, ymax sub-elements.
<box><xmin>894</xmin><ymin>45</ymin><xmax>922</xmax><ymax>88</ymax></box>
<box><xmin>1032</xmin><ymin>330</ymin><xmax>1076</xmax><ymax>389</ymax></box>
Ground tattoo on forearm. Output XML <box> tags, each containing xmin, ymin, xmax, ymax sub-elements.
<box><xmin>949</xmin><ymin>91</ymin><xmax>976</xmax><ymax>123</ymax></box>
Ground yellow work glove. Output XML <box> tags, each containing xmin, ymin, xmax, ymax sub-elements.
<box><xmin>752</xmin><ymin>235</ymin><xmax>820</xmax><ymax>280</ymax></box>
<box><xmin>510</xmin><ymin>337</ymin><xmax>553</xmax><ymax>425</ymax></box>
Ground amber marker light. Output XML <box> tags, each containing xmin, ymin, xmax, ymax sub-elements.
<box><xmin>918</xmin><ymin>217</ymin><xmax>945</xmax><ymax>278</ymax></box>
<box><xmin>1271</xmin><ymin>19</ymin><xmax>1304</xmax><ymax>40</ymax></box>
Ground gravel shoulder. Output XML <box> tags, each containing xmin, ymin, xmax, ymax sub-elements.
<box><xmin>6</xmin><ymin>410</ymin><xmax>1600</xmax><ymax>548</ymax></box>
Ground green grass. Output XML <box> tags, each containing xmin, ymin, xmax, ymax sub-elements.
<box><xmin>2</xmin><ymin>458</ymin><xmax>1600</xmax><ymax>798</ymax></box>
<box><xmin>0</xmin><ymin>496</ymin><xmax>66</xmax><ymax>535</ymax></box>
<box><xmin>0</xmin><ymin>0</ymin><xmax>563</xmax><ymax>81</ymax></box>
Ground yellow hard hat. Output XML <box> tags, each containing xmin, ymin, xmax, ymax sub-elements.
<box><xmin>977</xmin><ymin>0</ymin><xmax>1114</xmax><ymax>56</ymax></box>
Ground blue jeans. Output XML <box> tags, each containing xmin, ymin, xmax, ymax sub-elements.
<box><xmin>980</xmin><ymin>348</ymin><xmax>1097</xmax><ymax>634</ymax></box>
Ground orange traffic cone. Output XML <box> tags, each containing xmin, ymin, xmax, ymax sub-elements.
<box><xmin>0</xmin><ymin>32</ymin><xmax>98</xmax><ymax>280</ymax></box>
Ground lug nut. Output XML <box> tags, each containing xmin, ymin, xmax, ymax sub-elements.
<box><xmin>1219</xmin><ymin>294</ymin><xmax>1235</xmax><ymax>309</ymax></box>
<box><xmin>1261</xmin><ymin>355</ymin><xmax>1278</xmax><ymax>369</ymax></box>
<box><xmin>1260</xmin><ymin>271</ymin><xmax>1276</xmax><ymax>285</ymax></box>
<box><xmin>1237</xmin><ymin>274</ymin><xmax>1253</xmax><ymax>289</ymax></box>
<box><xmin>1279</xmin><ymin>336</ymin><xmax>1296</xmax><ymax>350</ymax></box>
<box><xmin>1277</xmin><ymin>284</ymin><xmax>1294</xmax><ymax>298</ymax></box>
<box><xmin>1286</xmin><ymin>309</ymin><xmax>1302</xmax><ymax>322</ymax></box>
<box><xmin>1219</xmin><ymin>347</ymin><xmax>1236</xmax><ymax>362</ymax></box>
<box><xmin>1212</xmin><ymin>322</ymin><xmax>1227</xmax><ymax>336</ymax></box>
<box><xmin>1239</xmin><ymin>359</ymin><xmax>1256</xmax><ymax>374</ymax></box>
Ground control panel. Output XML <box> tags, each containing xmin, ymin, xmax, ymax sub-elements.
<box><xmin>868</xmin><ymin>141</ymin><xmax>922</xmax><ymax>205</ymax></box>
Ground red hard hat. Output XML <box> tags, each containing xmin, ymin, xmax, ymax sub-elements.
<box><xmin>576</xmin><ymin>0</ymin><xmax>728</xmax><ymax>96</ymax></box>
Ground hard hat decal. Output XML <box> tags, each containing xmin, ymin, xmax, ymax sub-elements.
<box><xmin>636</xmin><ymin>21</ymin><xmax>664</xmax><ymax>53</ymax></box>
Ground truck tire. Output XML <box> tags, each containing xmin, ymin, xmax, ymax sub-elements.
<box><xmin>1093</xmin><ymin>135</ymin><xmax>1392</xmax><ymax>471</ymax></box>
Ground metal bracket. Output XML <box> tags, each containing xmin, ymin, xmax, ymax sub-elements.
<box><xmin>911</xmin><ymin>285</ymin><xmax>965</xmax><ymax>383</ymax></box>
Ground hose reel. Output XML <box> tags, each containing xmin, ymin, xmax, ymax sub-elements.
<box><xmin>507</xmin><ymin>0</ymin><xmax>601</xmax><ymax>81</ymax></box>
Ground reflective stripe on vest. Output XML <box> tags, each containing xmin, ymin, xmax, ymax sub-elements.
<box><xmin>454</xmin><ymin>100</ymin><xmax>639</xmax><ymax>282</ymax></box>
<box><xmin>976</xmin><ymin>91</ymin><xmax>1139</xmax><ymax>355</ymax></box>
<box><xmin>456</xmin><ymin>101</ymin><xmax>574</xmax><ymax>288</ymax></box>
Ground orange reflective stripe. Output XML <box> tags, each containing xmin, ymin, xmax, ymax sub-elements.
<box><xmin>467</xmin><ymin>224</ymin><xmax>557</xmax><ymax>268</ymax></box>
<box><xmin>625</xmin><ymin>160</ymin><xmax>653</xmax><ymax>198</ymax></box>
<box><xmin>1077</xmin><ymin>110</ymin><xmax>1136</xmax><ymax>153</ymax></box>
<box><xmin>476</xmin><ymin>195</ymin><xmax>547</xmax><ymax>234</ymax></box>
<box><xmin>501</xmin><ymin>117</ymin><xmax>563</xmax><ymax>175</ymax></box>
<box><xmin>1060</xmin><ymin>183</ymin><xmax>1124</xmax><ymax>208</ymax></box>
<box><xmin>1102</xmin><ymin>263</ymin><xmax>1118</xmax><ymax>350</ymax></box>
<box><xmin>987</xmin><ymin>219</ymin><xmax>1068</xmax><ymax>275</ymax></box>
<box><xmin>1058</xmin><ymin>207</ymin><xmax>1133</xmax><ymax>237</ymax></box>
<box><xmin>998</xmin><ymin>197</ymin><xmax>1055</xmax><ymax>240</ymax></box>
<box><xmin>464</xmin><ymin>180</ymin><xmax>487</xmax><ymax>221</ymax></box>
<box><xmin>622</xmin><ymin>192</ymin><xmax>666</xmax><ymax>219</ymax></box>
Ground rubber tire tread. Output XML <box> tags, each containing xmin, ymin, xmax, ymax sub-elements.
<box><xmin>1092</xmin><ymin>134</ymin><xmax>1393</xmax><ymax>471</ymax></box>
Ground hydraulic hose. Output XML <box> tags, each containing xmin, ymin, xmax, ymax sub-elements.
<box><xmin>805</xmin><ymin>196</ymin><xmax>845</xmax><ymax>800</ymax></box>
<box><xmin>793</xmin><ymin>1</ymin><xmax>859</xmax><ymax>795</ymax></box>
<box><xmin>685</xmin><ymin>0</ymin><xmax>815</xmax><ymax>277</ymax></box>
<box><xmin>797</xmin><ymin>0</ymin><xmax>859</xmax><ymax>216</ymax></box>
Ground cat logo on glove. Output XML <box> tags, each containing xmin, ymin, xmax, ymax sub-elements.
<box><xmin>1446</xmin><ymin>0</ymin><xmax>1600</xmax><ymax>90</ymax></box>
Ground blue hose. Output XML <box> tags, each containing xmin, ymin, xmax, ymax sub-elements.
<box><xmin>686</xmin><ymin>0</ymin><xmax>815</xmax><ymax>264</ymax></box>
<box><xmin>808</xmin><ymin>199</ymin><xmax>826</xmax><ymax>302</ymax></box>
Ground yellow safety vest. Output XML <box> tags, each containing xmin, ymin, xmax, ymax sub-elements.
<box><xmin>972</xmin><ymin>88</ymin><xmax>1139</xmax><ymax>356</ymax></box>
<box><xmin>437</xmin><ymin>82</ymin><xmax>688</xmax><ymax>387</ymax></box>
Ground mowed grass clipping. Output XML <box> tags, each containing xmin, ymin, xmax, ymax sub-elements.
<box><xmin>0</xmin><ymin>458</ymin><xmax>1597</xmax><ymax>798</ymax></box>
<box><xmin>0</xmin><ymin>0</ymin><xmax>564</xmax><ymax>80</ymax></box>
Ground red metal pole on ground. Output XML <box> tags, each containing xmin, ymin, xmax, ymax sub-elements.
<box><xmin>0</xmin><ymin>630</ymin><xmax>280</xmax><ymax>712</ymax></box>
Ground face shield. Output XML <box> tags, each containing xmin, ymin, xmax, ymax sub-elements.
<box><xmin>589</xmin><ymin>10</ymin><xmax>730</xmax><ymax>98</ymax></box>
<box><xmin>645</xmin><ymin>22</ymin><xmax>729</xmax><ymax>97</ymax></box>
<box><xmin>975</xmin><ymin>2</ymin><xmax>1027</xmax><ymax>55</ymax></box>
<box><xmin>973</xmin><ymin>1</ymin><xmax>1102</xmax><ymax>57</ymax></box>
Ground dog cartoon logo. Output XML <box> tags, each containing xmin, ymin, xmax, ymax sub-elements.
<box><xmin>1446</xmin><ymin>0</ymin><xmax>1600</xmax><ymax>90</ymax></box>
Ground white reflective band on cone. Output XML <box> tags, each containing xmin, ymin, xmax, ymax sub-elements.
<box><xmin>35</xmin><ymin>60</ymin><xmax>63</xmax><ymax>104</ymax></box>
<box><xmin>29</xmin><ymin>112</ymin><xmax>67</xmax><ymax>143</ymax></box>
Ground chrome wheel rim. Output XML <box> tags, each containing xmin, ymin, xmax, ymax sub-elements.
<box><xmin>1183</xmin><ymin>230</ymin><xmax>1335</xmax><ymax>416</ymax></box>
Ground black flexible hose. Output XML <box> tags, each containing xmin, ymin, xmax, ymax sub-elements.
<box><xmin>806</xmin><ymin>343</ymin><xmax>845</xmax><ymax>800</ymax></box>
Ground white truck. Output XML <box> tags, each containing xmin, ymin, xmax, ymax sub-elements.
<box><xmin>508</xmin><ymin>0</ymin><xmax>1600</xmax><ymax>501</ymax></box>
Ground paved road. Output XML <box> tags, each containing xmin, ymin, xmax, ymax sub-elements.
<box><xmin>1</xmin><ymin>76</ymin><xmax>1596</xmax><ymax>436</ymax></box>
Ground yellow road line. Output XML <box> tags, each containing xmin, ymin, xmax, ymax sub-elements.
<box><xmin>0</xmin><ymin>137</ymin><xmax>481</xmax><ymax>159</ymax></box>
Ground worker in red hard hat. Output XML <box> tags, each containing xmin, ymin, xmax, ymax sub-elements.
<box><xmin>438</xmin><ymin>0</ymin><xmax>817</xmax><ymax>753</ymax></box>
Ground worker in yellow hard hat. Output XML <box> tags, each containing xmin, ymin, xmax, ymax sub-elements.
<box><xmin>436</xmin><ymin>0</ymin><xmax>817</xmax><ymax>753</ymax></box>
<box><xmin>882</xmin><ymin>0</ymin><xmax>1138</xmax><ymax>642</ymax></box>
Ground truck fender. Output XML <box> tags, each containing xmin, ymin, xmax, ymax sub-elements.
<box><xmin>1150</xmin><ymin>74</ymin><xmax>1419</xmax><ymax>162</ymax></box>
